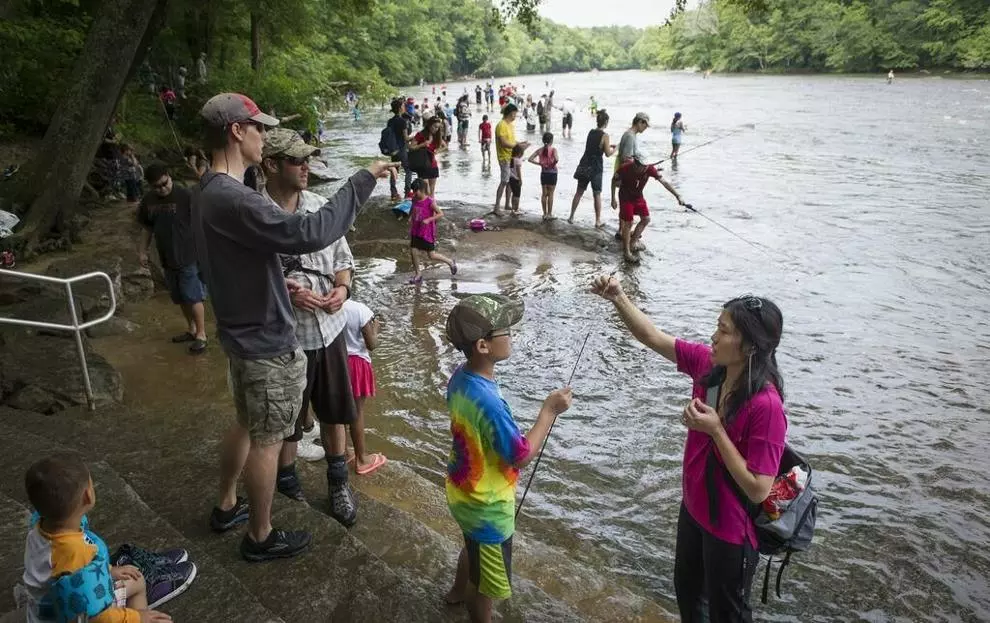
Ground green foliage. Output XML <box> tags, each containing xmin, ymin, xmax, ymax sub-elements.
<box><xmin>0</xmin><ymin>9</ymin><xmax>89</xmax><ymax>129</ymax></box>
<box><xmin>2</xmin><ymin>0</ymin><xmax>988</xmax><ymax>142</ymax></box>
<box><xmin>642</xmin><ymin>0</ymin><xmax>990</xmax><ymax>73</ymax></box>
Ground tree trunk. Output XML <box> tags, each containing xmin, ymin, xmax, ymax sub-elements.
<box><xmin>11</xmin><ymin>0</ymin><xmax>169</xmax><ymax>257</ymax></box>
<box><xmin>250</xmin><ymin>12</ymin><xmax>262</xmax><ymax>70</ymax></box>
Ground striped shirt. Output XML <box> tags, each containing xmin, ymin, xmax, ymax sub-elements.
<box><xmin>261</xmin><ymin>188</ymin><xmax>353</xmax><ymax>351</ymax></box>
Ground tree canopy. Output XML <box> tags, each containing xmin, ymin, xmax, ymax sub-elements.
<box><xmin>2</xmin><ymin>0</ymin><xmax>988</xmax><ymax>135</ymax></box>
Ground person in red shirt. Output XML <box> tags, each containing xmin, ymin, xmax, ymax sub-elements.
<box><xmin>611</xmin><ymin>157</ymin><xmax>685</xmax><ymax>263</ymax></box>
<box><xmin>478</xmin><ymin>114</ymin><xmax>493</xmax><ymax>167</ymax></box>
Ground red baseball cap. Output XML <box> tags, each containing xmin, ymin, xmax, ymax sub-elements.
<box><xmin>200</xmin><ymin>93</ymin><xmax>279</xmax><ymax>128</ymax></box>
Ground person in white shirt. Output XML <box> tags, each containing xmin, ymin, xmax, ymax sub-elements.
<box><xmin>342</xmin><ymin>299</ymin><xmax>386</xmax><ymax>475</ymax></box>
<box><xmin>558</xmin><ymin>97</ymin><xmax>576</xmax><ymax>139</ymax></box>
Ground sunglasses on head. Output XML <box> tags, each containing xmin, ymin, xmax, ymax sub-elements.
<box><xmin>730</xmin><ymin>295</ymin><xmax>763</xmax><ymax>314</ymax></box>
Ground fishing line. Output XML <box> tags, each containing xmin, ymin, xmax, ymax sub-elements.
<box><xmin>515</xmin><ymin>330</ymin><xmax>592</xmax><ymax>519</ymax></box>
<box><xmin>647</xmin><ymin>124</ymin><xmax>754</xmax><ymax>167</ymax></box>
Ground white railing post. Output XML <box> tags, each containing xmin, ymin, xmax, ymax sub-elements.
<box><xmin>0</xmin><ymin>268</ymin><xmax>118</xmax><ymax>411</ymax></box>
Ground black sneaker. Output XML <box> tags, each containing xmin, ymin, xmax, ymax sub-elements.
<box><xmin>240</xmin><ymin>529</ymin><xmax>312</xmax><ymax>562</ymax></box>
<box><xmin>209</xmin><ymin>496</ymin><xmax>249</xmax><ymax>532</ymax></box>
<box><xmin>329</xmin><ymin>481</ymin><xmax>357</xmax><ymax>528</ymax></box>
<box><xmin>276</xmin><ymin>465</ymin><xmax>306</xmax><ymax>502</ymax></box>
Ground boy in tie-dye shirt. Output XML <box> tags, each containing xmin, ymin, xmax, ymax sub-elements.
<box><xmin>443</xmin><ymin>294</ymin><xmax>572</xmax><ymax>622</ymax></box>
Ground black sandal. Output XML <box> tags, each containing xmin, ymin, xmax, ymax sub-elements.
<box><xmin>171</xmin><ymin>332</ymin><xmax>196</xmax><ymax>343</ymax></box>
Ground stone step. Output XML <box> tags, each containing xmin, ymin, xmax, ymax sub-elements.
<box><xmin>0</xmin><ymin>413</ymin><xmax>449</xmax><ymax>622</ymax></box>
<box><xmin>299</xmin><ymin>459</ymin><xmax>672</xmax><ymax>622</ymax></box>
<box><xmin>1</xmin><ymin>405</ymin><xmax>674</xmax><ymax>621</ymax></box>
<box><xmin>0</xmin><ymin>422</ymin><xmax>283</xmax><ymax>622</ymax></box>
<box><xmin>0</xmin><ymin>493</ymin><xmax>30</xmax><ymax>613</ymax></box>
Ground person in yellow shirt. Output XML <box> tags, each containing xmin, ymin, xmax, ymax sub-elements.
<box><xmin>493</xmin><ymin>104</ymin><xmax>529</xmax><ymax>216</ymax></box>
<box><xmin>20</xmin><ymin>454</ymin><xmax>195</xmax><ymax>623</ymax></box>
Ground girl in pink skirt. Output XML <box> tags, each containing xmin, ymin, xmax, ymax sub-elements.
<box><xmin>342</xmin><ymin>299</ymin><xmax>387</xmax><ymax>475</ymax></box>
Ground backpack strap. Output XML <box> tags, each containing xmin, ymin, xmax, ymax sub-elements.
<box><xmin>775</xmin><ymin>550</ymin><xmax>792</xmax><ymax>600</ymax></box>
<box><xmin>761</xmin><ymin>555</ymin><xmax>773</xmax><ymax>604</ymax></box>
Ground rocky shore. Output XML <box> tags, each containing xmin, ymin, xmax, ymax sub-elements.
<box><xmin>0</xmin><ymin>191</ymin><xmax>671</xmax><ymax>622</ymax></box>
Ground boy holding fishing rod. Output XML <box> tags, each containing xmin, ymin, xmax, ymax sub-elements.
<box><xmin>612</xmin><ymin>156</ymin><xmax>686</xmax><ymax>263</ymax></box>
<box><xmin>443</xmin><ymin>294</ymin><xmax>573</xmax><ymax>622</ymax></box>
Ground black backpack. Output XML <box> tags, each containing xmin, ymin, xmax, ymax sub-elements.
<box><xmin>705</xmin><ymin>385</ymin><xmax>818</xmax><ymax>604</ymax></box>
<box><xmin>379</xmin><ymin>124</ymin><xmax>400</xmax><ymax>156</ymax></box>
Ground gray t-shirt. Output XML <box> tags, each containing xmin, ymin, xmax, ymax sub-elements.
<box><xmin>192</xmin><ymin>170</ymin><xmax>376</xmax><ymax>359</ymax></box>
<box><xmin>617</xmin><ymin>130</ymin><xmax>641</xmax><ymax>162</ymax></box>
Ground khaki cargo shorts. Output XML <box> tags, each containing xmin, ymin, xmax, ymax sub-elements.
<box><xmin>227</xmin><ymin>348</ymin><xmax>306</xmax><ymax>445</ymax></box>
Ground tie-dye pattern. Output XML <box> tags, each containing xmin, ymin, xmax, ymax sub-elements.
<box><xmin>445</xmin><ymin>366</ymin><xmax>531</xmax><ymax>544</ymax></box>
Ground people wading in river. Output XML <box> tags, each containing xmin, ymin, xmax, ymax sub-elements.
<box><xmin>259</xmin><ymin>128</ymin><xmax>362</xmax><ymax>526</ymax></box>
<box><xmin>568</xmin><ymin>109</ymin><xmax>616</xmax><ymax>228</ymax></box>
<box><xmin>611</xmin><ymin>157</ymin><xmax>685</xmax><ymax>263</ymax></box>
<box><xmin>591</xmin><ymin>276</ymin><xmax>787</xmax><ymax>623</ymax></box>
<box><xmin>193</xmin><ymin>93</ymin><xmax>394</xmax><ymax>562</ymax></box>
<box><xmin>617</xmin><ymin>112</ymin><xmax>650</xmax><ymax>165</ymax></box>
<box><xmin>671</xmin><ymin>112</ymin><xmax>686</xmax><ymax>160</ymax></box>
<box><xmin>493</xmin><ymin>103</ymin><xmax>529</xmax><ymax>216</ymax></box>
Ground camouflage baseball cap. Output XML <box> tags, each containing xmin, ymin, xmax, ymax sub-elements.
<box><xmin>262</xmin><ymin>127</ymin><xmax>320</xmax><ymax>159</ymax></box>
<box><xmin>446</xmin><ymin>294</ymin><xmax>524</xmax><ymax>351</ymax></box>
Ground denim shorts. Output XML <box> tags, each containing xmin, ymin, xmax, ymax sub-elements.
<box><xmin>227</xmin><ymin>348</ymin><xmax>306</xmax><ymax>445</ymax></box>
<box><xmin>164</xmin><ymin>264</ymin><xmax>206</xmax><ymax>304</ymax></box>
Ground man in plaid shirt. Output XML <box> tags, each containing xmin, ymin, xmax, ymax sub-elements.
<box><xmin>260</xmin><ymin>128</ymin><xmax>360</xmax><ymax>527</ymax></box>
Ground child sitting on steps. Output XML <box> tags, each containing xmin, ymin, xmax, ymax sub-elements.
<box><xmin>19</xmin><ymin>453</ymin><xmax>197</xmax><ymax>623</ymax></box>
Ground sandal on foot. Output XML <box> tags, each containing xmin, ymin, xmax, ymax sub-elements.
<box><xmin>356</xmin><ymin>453</ymin><xmax>388</xmax><ymax>476</ymax></box>
<box><xmin>171</xmin><ymin>332</ymin><xmax>196</xmax><ymax>343</ymax></box>
<box><xmin>450</xmin><ymin>260</ymin><xmax>458</xmax><ymax>276</ymax></box>
<box><xmin>407</xmin><ymin>275</ymin><xmax>423</xmax><ymax>285</ymax></box>
<box><xmin>188</xmin><ymin>338</ymin><xmax>208</xmax><ymax>354</ymax></box>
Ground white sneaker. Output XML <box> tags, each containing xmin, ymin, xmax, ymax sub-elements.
<box><xmin>297</xmin><ymin>438</ymin><xmax>325</xmax><ymax>462</ymax></box>
<box><xmin>302</xmin><ymin>421</ymin><xmax>321</xmax><ymax>441</ymax></box>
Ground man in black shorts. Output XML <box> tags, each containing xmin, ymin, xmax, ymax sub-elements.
<box><xmin>260</xmin><ymin>128</ymin><xmax>360</xmax><ymax>526</ymax></box>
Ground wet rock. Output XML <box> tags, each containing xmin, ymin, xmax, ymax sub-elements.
<box><xmin>86</xmin><ymin>315</ymin><xmax>141</xmax><ymax>338</ymax></box>
<box><xmin>4</xmin><ymin>384</ymin><xmax>64</xmax><ymax>414</ymax></box>
<box><xmin>0</xmin><ymin>334</ymin><xmax>122</xmax><ymax>407</ymax></box>
<box><xmin>45</xmin><ymin>255</ymin><xmax>123</xmax><ymax>309</ymax></box>
<box><xmin>0</xmin><ymin>294</ymin><xmax>86</xmax><ymax>340</ymax></box>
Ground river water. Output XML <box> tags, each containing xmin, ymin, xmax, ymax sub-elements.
<box><xmin>317</xmin><ymin>70</ymin><xmax>990</xmax><ymax>621</ymax></box>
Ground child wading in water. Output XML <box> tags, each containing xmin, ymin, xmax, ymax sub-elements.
<box><xmin>528</xmin><ymin>132</ymin><xmax>558</xmax><ymax>220</ymax></box>
<box><xmin>408</xmin><ymin>178</ymin><xmax>457</xmax><ymax>284</ymax></box>
<box><xmin>507</xmin><ymin>144</ymin><xmax>525</xmax><ymax>215</ymax></box>
<box><xmin>342</xmin><ymin>299</ymin><xmax>387</xmax><ymax>475</ymax></box>
<box><xmin>443</xmin><ymin>294</ymin><xmax>573</xmax><ymax>622</ymax></box>
<box><xmin>479</xmin><ymin>114</ymin><xmax>492</xmax><ymax>167</ymax></box>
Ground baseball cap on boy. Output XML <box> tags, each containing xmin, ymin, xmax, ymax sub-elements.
<box><xmin>446</xmin><ymin>294</ymin><xmax>524</xmax><ymax>352</ymax></box>
<box><xmin>200</xmin><ymin>93</ymin><xmax>279</xmax><ymax>128</ymax></box>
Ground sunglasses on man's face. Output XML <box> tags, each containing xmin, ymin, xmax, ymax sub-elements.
<box><xmin>152</xmin><ymin>177</ymin><xmax>170</xmax><ymax>190</ymax></box>
<box><xmin>280</xmin><ymin>155</ymin><xmax>310</xmax><ymax>167</ymax></box>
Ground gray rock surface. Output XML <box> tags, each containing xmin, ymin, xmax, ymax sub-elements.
<box><xmin>0</xmin><ymin>334</ymin><xmax>121</xmax><ymax>408</ymax></box>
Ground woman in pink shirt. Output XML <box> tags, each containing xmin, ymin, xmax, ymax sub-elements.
<box><xmin>592</xmin><ymin>275</ymin><xmax>787</xmax><ymax>623</ymax></box>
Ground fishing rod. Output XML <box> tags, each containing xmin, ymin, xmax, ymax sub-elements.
<box><xmin>647</xmin><ymin>125</ymin><xmax>754</xmax><ymax>167</ymax></box>
<box><xmin>515</xmin><ymin>330</ymin><xmax>592</xmax><ymax>519</ymax></box>
<box><xmin>683</xmin><ymin>203</ymin><xmax>774</xmax><ymax>257</ymax></box>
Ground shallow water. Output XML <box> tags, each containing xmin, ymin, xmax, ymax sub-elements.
<box><xmin>323</xmin><ymin>70</ymin><xmax>990</xmax><ymax>621</ymax></box>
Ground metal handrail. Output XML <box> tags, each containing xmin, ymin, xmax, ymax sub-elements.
<box><xmin>0</xmin><ymin>268</ymin><xmax>117</xmax><ymax>411</ymax></box>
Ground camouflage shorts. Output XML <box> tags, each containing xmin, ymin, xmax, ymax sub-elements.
<box><xmin>227</xmin><ymin>348</ymin><xmax>306</xmax><ymax>445</ymax></box>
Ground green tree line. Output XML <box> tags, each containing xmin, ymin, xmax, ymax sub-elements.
<box><xmin>2</xmin><ymin>0</ymin><xmax>987</xmax><ymax>134</ymax></box>
<box><xmin>635</xmin><ymin>0</ymin><xmax>990</xmax><ymax>72</ymax></box>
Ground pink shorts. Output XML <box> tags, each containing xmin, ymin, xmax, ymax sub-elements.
<box><xmin>347</xmin><ymin>355</ymin><xmax>376</xmax><ymax>398</ymax></box>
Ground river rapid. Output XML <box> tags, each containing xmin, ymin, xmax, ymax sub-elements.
<box><xmin>315</xmin><ymin>70</ymin><xmax>990</xmax><ymax>622</ymax></box>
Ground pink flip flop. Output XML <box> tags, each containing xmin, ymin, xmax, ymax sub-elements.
<box><xmin>355</xmin><ymin>453</ymin><xmax>388</xmax><ymax>476</ymax></box>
